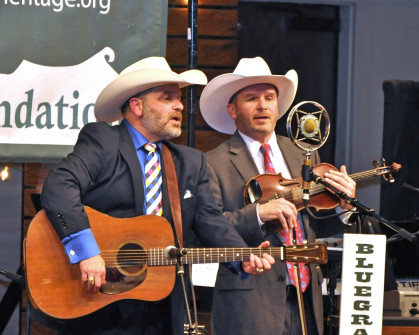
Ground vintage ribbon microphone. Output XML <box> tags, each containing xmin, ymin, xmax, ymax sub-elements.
<box><xmin>286</xmin><ymin>101</ymin><xmax>331</xmax><ymax>205</ymax></box>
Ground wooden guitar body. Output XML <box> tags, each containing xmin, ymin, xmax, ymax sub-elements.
<box><xmin>24</xmin><ymin>207</ymin><xmax>176</xmax><ymax>320</ymax></box>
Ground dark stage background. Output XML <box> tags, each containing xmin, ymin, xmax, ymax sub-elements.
<box><xmin>380</xmin><ymin>80</ymin><xmax>419</xmax><ymax>278</ymax></box>
<box><xmin>238</xmin><ymin>2</ymin><xmax>340</xmax><ymax>164</ymax></box>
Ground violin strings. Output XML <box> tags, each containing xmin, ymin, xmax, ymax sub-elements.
<box><xmin>272</xmin><ymin>168</ymin><xmax>380</xmax><ymax>202</ymax></box>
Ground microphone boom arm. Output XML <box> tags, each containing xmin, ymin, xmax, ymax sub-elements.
<box><xmin>311</xmin><ymin>173</ymin><xmax>417</xmax><ymax>243</ymax></box>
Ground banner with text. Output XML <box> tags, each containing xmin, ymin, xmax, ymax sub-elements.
<box><xmin>0</xmin><ymin>0</ymin><xmax>168</xmax><ymax>162</ymax></box>
<box><xmin>339</xmin><ymin>233</ymin><xmax>386</xmax><ymax>335</ymax></box>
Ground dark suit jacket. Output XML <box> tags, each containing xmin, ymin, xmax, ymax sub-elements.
<box><xmin>41</xmin><ymin>122</ymin><xmax>248</xmax><ymax>335</ymax></box>
<box><xmin>206</xmin><ymin>131</ymin><xmax>346</xmax><ymax>335</ymax></box>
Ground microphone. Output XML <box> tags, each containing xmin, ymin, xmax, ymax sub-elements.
<box><xmin>300</xmin><ymin>114</ymin><xmax>319</xmax><ymax>139</ymax></box>
<box><xmin>286</xmin><ymin>101</ymin><xmax>330</xmax><ymax>152</ymax></box>
<box><xmin>286</xmin><ymin>101</ymin><xmax>330</xmax><ymax>204</ymax></box>
<box><xmin>164</xmin><ymin>246</ymin><xmax>187</xmax><ymax>260</ymax></box>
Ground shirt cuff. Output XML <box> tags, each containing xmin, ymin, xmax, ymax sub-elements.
<box><xmin>255</xmin><ymin>203</ymin><xmax>264</xmax><ymax>228</ymax></box>
<box><xmin>62</xmin><ymin>229</ymin><xmax>101</xmax><ymax>264</ymax></box>
<box><xmin>336</xmin><ymin>206</ymin><xmax>357</xmax><ymax>224</ymax></box>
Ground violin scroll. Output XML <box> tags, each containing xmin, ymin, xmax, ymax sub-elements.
<box><xmin>373</xmin><ymin>158</ymin><xmax>401</xmax><ymax>183</ymax></box>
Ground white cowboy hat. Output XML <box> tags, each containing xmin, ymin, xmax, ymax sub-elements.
<box><xmin>95</xmin><ymin>57</ymin><xmax>208</xmax><ymax>122</ymax></box>
<box><xmin>199</xmin><ymin>57</ymin><xmax>298</xmax><ymax>134</ymax></box>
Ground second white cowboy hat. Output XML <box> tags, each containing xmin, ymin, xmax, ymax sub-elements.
<box><xmin>199</xmin><ymin>57</ymin><xmax>298</xmax><ymax>134</ymax></box>
<box><xmin>95</xmin><ymin>57</ymin><xmax>208</xmax><ymax>122</ymax></box>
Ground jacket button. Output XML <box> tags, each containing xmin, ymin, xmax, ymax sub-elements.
<box><xmin>278</xmin><ymin>275</ymin><xmax>286</xmax><ymax>282</ymax></box>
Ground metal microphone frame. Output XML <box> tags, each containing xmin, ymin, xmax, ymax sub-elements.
<box><xmin>286</xmin><ymin>101</ymin><xmax>330</xmax><ymax>152</ymax></box>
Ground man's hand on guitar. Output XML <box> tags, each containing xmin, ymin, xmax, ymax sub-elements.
<box><xmin>241</xmin><ymin>241</ymin><xmax>275</xmax><ymax>275</ymax></box>
<box><xmin>80</xmin><ymin>255</ymin><xmax>106</xmax><ymax>291</ymax></box>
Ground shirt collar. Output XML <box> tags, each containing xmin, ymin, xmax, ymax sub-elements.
<box><xmin>123</xmin><ymin>119</ymin><xmax>162</xmax><ymax>151</ymax></box>
<box><xmin>238</xmin><ymin>130</ymin><xmax>278</xmax><ymax>157</ymax></box>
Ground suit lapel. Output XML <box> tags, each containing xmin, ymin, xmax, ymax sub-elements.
<box><xmin>118</xmin><ymin>123</ymin><xmax>145</xmax><ymax>215</ymax></box>
<box><xmin>276</xmin><ymin>135</ymin><xmax>305</xmax><ymax>178</ymax></box>
<box><xmin>229</xmin><ymin>131</ymin><xmax>260</xmax><ymax>183</ymax></box>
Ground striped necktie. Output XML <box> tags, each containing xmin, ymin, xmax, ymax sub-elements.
<box><xmin>260</xmin><ymin>143</ymin><xmax>311</xmax><ymax>292</ymax></box>
<box><xmin>144</xmin><ymin>142</ymin><xmax>163</xmax><ymax>216</ymax></box>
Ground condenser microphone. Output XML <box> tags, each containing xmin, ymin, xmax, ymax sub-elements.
<box><xmin>300</xmin><ymin>114</ymin><xmax>320</xmax><ymax>139</ymax></box>
<box><xmin>164</xmin><ymin>246</ymin><xmax>187</xmax><ymax>260</ymax></box>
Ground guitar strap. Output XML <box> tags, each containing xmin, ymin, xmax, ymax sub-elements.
<box><xmin>161</xmin><ymin>143</ymin><xmax>183</xmax><ymax>248</ymax></box>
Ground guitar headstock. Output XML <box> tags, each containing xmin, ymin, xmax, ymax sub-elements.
<box><xmin>285</xmin><ymin>242</ymin><xmax>328</xmax><ymax>264</ymax></box>
<box><xmin>373</xmin><ymin>158</ymin><xmax>402</xmax><ymax>183</ymax></box>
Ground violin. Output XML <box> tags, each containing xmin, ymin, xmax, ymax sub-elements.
<box><xmin>243</xmin><ymin>160</ymin><xmax>402</xmax><ymax>213</ymax></box>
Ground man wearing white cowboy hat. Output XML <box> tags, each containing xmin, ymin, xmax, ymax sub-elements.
<box><xmin>200</xmin><ymin>57</ymin><xmax>356</xmax><ymax>335</ymax></box>
<box><xmin>40</xmin><ymin>56</ymin><xmax>274</xmax><ymax>335</ymax></box>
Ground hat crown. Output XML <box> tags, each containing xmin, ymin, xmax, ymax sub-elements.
<box><xmin>233</xmin><ymin>57</ymin><xmax>273</xmax><ymax>77</ymax></box>
<box><xmin>120</xmin><ymin>57</ymin><xmax>172</xmax><ymax>76</ymax></box>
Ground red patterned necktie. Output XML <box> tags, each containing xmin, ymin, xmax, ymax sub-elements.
<box><xmin>260</xmin><ymin>143</ymin><xmax>275</xmax><ymax>174</ymax></box>
<box><xmin>260</xmin><ymin>143</ymin><xmax>311</xmax><ymax>292</ymax></box>
<box><xmin>144</xmin><ymin>142</ymin><xmax>163</xmax><ymax>216</ymax></box>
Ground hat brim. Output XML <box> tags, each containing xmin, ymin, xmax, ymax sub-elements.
<box><xmin>200</xmin><ymin>70</ymin><xmax>298</xmax><ymax>134</ymax></box>
<box><xmin>95</xmin><ymin>68</ymin><xmax>207</xmax><ymax>122</ymax></box>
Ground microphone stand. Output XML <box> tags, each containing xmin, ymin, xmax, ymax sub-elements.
<box><xmin>0</xmin><ymin>268</ymin><xmax>24</xmax><ymax>284</ymax></box>
<box><xmin>308</xmin><ymin>170</ymin><xmax>417</xmax><ymax>243</ymax></box>
<box><xmin>169</xmin><ymin>251</ymin><xmax>208</xmax><ymax>335</ymax></box>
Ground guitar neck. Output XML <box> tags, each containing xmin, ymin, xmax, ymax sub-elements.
<box><xmin>148</xmin><ymin>247</ymin><xmax>282</xmax><ymax>266</ymax></box>
<box><xmin>147</xmin><ymin>244</ymin><xmax>327</xmax><ymax>266</ymax></box>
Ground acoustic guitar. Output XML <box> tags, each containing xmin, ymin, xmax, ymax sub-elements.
<box><xmin>24</xmin><ymin>206</ymin><xmax>328</xmax><ymax>320</ymax></box>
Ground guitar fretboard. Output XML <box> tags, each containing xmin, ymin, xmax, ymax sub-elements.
<box><xmin>147</xmin><ymin>247</ymin><xmax>284</xmax><ymax>266</ymax></box>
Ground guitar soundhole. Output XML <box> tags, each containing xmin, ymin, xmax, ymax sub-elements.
<box><xmin>101</xmin><ymin>241</ymin><xmax>147</xmax><ymax>295</ymax></box>
<box><xmin>116</xmin><ymin>241</ymin><xmax>146</xmax><ymax>276</ymax></box>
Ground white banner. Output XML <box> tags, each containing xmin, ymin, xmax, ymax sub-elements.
<box><xmin>0</xmin><ymin>0</ymin><xmax>168</xmax><ymax>162</ymax></box>
<box><xmin>0</xmin><ymin>47</ymin><xmax>117</xmax><ymax>146</ymax></box>
<box><xmin>339</xmin><ymin>233</ymin><xmax>386</xmax><ymax>335</ymax></box>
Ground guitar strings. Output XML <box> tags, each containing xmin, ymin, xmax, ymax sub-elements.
<box><xmin>98</xmin><ymin>246</ymin><xmax>323</xmax><ymax>267</ymax></box>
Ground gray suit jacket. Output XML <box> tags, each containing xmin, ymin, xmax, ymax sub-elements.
<box><xmin>206</xmin><ymin>131</ymin><xmax>345</xmax><ymax>335</ymax></box>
